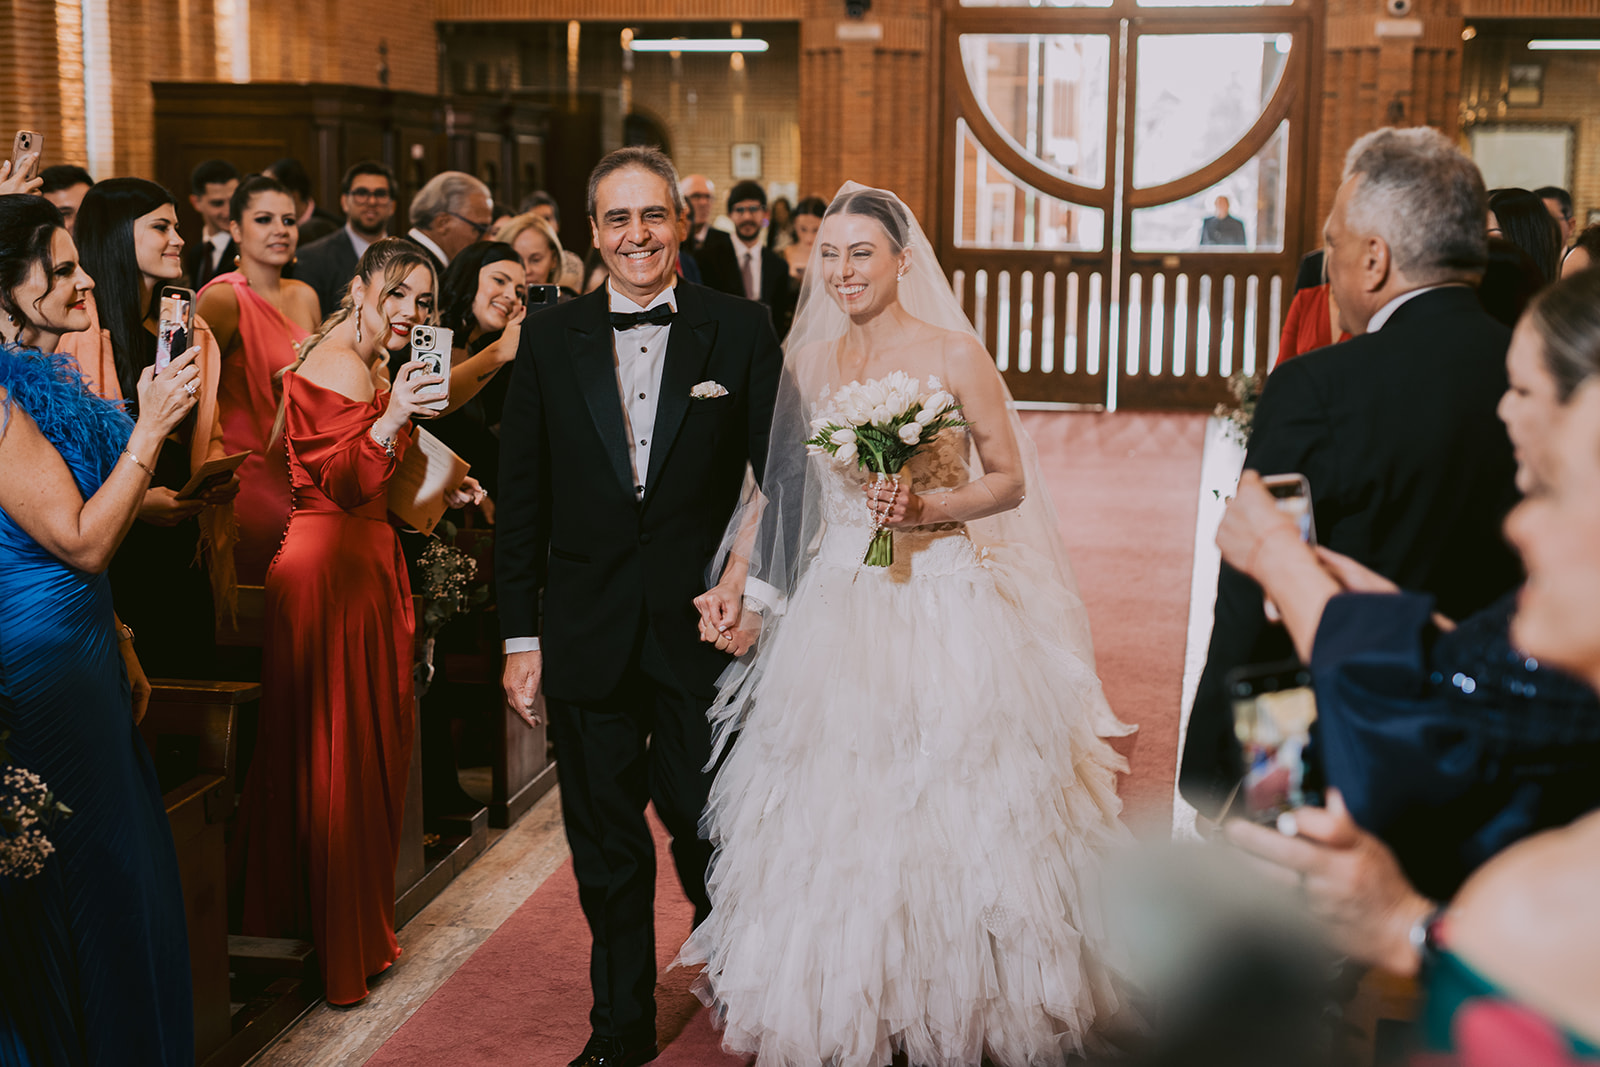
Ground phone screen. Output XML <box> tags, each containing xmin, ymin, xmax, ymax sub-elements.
<box><xmin>1223</xmin><ymin>661</ymin><xmax>1320</xmax><ymax>824</ymax></box>
<box><xmin>154</xmin><ymin>288</ymin><xmax>195</xmax><ymax>372</ymax></box>
<box><xmin>1262</xmin><ymin>473</ymin><xmax>1316</xmax><ymax>547</ymax></box>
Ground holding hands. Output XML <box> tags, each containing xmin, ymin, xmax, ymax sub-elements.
<box><xmin>695</xmin><ymin>581</ymin><xmax>760</xmax><ymax>657</ymax></box>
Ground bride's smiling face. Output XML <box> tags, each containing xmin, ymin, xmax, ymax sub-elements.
<box><xmin>818</xmin><ymin>212</ymin><xmax>908</xmax><ymax>319</ymax></box>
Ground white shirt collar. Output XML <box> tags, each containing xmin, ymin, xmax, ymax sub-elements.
<box><xmin>407</xmin><ymin>227</ymin><xmax>450</xmax><ymax>266</ymax></box>
<box><xmin>1365</xmin><ymin>284</ymin><xmax>1454</xmax><ymax>334</ymax></box>
<box><xmin>208</xmin><ymin>231</ymin><xmax>230</xmax><ymax>251</ymax></box>
<box><xmin>607</xmin><ymin>281</ymin><xmax>677</xmax><ymax>316</ymax></box>
<box><xmin>345</xmin><ymin>222</ymin><xmax>376</xmax><ymax>258</ymax></box>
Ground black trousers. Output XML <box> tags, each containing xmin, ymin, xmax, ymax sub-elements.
<box><xmin>546</xmin><ymin>624</ymin><xmax>715</xmax><ymax>1045</ymax></box>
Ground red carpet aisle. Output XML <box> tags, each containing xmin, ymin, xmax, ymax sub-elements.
<box><xmin>367</xmin><ymin>411</ymin><xmax>1206</xmax><ymax>1067</ymax></box>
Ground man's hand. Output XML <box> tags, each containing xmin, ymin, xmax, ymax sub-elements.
<box><xmin>1314</xmin><ymin>546</ymin><xmax>1399</xmax><ymax>594</ymax></box>
<box><xmin>696</xmin><ymin>580</ymin><xmax>758</xmax><ymax>656</ymax></box>
<box><xmin>1224</xmin><ymin>789</ymin><xmax>1435</xmax><ymax>976</ymax></box>
<box><xmin>503</xmin><ymin>649</ymin><xmax>543</xmax><ymax>729</ymax></box>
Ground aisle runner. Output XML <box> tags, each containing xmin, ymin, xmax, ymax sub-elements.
<box><xmin>368</xmin><ymin>411</ymin><xmax>1206</xmax><ymax>1066</ymax></box>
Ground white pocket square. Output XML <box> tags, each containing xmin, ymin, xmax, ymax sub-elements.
<box><xmin>690</xmin><ymin>381</ymin><xmax>729</xmax><ymax>399</ymax></box>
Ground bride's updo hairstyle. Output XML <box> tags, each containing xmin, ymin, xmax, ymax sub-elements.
<box><xmin>825</xmin><ymin>188</ymin><xmax>912</xmax><ymax>257</ymax></box>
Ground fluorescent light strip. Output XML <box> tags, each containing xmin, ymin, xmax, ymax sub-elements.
<box><xmin>1527</xmin><ymin>39</ymin><xmax>1600</xmax><ymax>51</ymax></box>
<box><xmin>628</xmin><ymin>38</ymin><xmax>769</xmax><ymax>53</ymax></box>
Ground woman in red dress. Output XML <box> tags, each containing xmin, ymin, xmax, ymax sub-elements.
<box><xmin>198</xmin><ymin>174</ymin><xmax>321</xmax><ymax>583</ymax></box>
<box><xmin>231</xmin><ymin>238</ymin><xmax>485</xmax><ymax>1005</ymax></box>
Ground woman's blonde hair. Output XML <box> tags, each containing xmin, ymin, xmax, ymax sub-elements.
<box><xmin>491</xmin><ymin>211</ymin><xmax>564</xmax><ymax>284</ymax></box>
<box><xmin>269</xmin><ymin>237</ymin><xmax>438</xmax><ymax>445</ymax></box>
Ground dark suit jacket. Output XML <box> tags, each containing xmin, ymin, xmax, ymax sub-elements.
<box><xmin>189</xmin><ymin>235</ymin><xmax>238</xmax><ymax>290</ymax></box>
<box><xmin>495</xmin><ymin>282</ymin><xmax>784</xmax><ymax>703</ymax></box>
<box><xmin>298</xmin><ymin>205</ymin><xmax>342</xmax><ymax>247</ymax></box>
<box><xmin>1179</xmin><ymin>286</ymin><xmax>1523</xmax><ymax>814</ymax></box>
<box><xmin>697</xmin><ymin>236</ymin><xmax>797</xmax><ymax>337</ymax></box>
<box><xmin>296</xmin><ymin>228</ymin><xmax>361</xmax><ymax>317</ymax></box>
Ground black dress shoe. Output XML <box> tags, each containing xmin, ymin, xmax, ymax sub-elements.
<box><xmin>567</xmin><ymin>1032</ymin><xmax>659</xmax><ymax>1067</ymax></box>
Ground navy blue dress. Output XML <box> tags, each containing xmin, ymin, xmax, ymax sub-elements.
<box><xmin>0</xmin><ymin>347</ymin><xmax>193</xmax><ymax>1065</ymax></box>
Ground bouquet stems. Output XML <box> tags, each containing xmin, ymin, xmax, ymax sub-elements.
<box><xmin>864</xmin><ymin>470</ymin><xmax>897</xmax><ymax>567</ymax></box>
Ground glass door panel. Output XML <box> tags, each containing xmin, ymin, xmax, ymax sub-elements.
<box><xmin>955</xmin><ymin>119</ymin><xmax>1106</xmax><ymax>251</ymax></box>
<box><xmin>1130</xmin><ymin>120</ymin><xmax>1289</xmax><ymax>252</ymax></box>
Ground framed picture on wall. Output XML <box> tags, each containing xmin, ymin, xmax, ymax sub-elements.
<box><xmin>1469</xmin><ymin>123</ymin><xmax>1573</xmax><ymax>192</ymax></box>
<box><xmin>732</xmin><ymin>143</ymin><xmax>762</xmax><ymax>180</ymax></box>
<box><xmin>1507</xmin><ymin>63</ymin><xmax>1544</xmax><ymax>107</ymax></box>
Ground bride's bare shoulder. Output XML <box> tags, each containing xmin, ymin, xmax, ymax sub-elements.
<box><xmin>933</xmin><ymin>327</ymin><xmax>993</xmax><ymax>377</ymax></box>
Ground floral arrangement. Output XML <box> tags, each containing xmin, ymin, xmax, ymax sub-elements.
<box><xmin>1214</xmin><ymin>369</ymin><xmax>1264</xmax><ymax>448</ymax></box>
<box><xmin>805</xmin><ymin>371</ymin><xmax>967</xmax><ymax>566</ymax></box>
<box><xmin>415</xmin><ymin>521</ymin><xmax>493</xmax><ymax>692</ymax></box>
<box><xmin>0</xmin><ymin>730</ymin><xmax>71</xmax><ymax>881</ymax></box>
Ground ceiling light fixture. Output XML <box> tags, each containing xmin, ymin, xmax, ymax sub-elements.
<box><xmin>627</xmin><ymin>37</ymin><xmax>769</xmax><ymax>53</ymax></box>
<box><xmin>1527</xmin><ymin>39</ymin><xmax>1600</xmax><ymax>51</ymax></box>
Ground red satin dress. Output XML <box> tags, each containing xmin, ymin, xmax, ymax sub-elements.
<box><xmin>231</xmin><ymin>372</ymin><xmax>415</xmax><ymax>1005</ymax></box>
<box><xmin>202</xmin><ymin>271</ymin><xmax>307</xmax><ymax>584</ymax></box>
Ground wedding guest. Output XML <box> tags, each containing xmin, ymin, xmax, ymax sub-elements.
<box><xmin>1199</xmin><ymin>195</ymin><xmax>1246</xmax><ymax>246</ymax></box>
<box><xmin>765</xmin><ymin>195</ymin><xmax>793</xmax><ymax>252</ymax></box>
<box><xmin>431</xmin><ymin>240</ymin><xmax>526</xmax><ymax>499</ymax></box>
<box><xmin>0</xmin><ymin>192</ymin><xmax>201</xmax><ymax>1065</ymax></box>
<box><xmin>1489</xmin><ymin>187</ymin><xmax>1562</xmax><ymax>287</ymax></box>
<box><xmin>781</xmin><ymin>196</ymin><xmax>825</xmax><ymax>280</ymax></box>
<box><xmin>680</xmin><ymin>173</ymin><xmax>718</xmax><ymax>252</ymax></box>
<box><xmin>1181</xmin><ymin>127</ymin><xmax>1522</xmax><ymax>815</ymax></box>
<box><xmin>558</xmin><ymin>250</ymin><xmax>586</xmax><ymax>293</ymax></box>
<box><xmin>297</xmin><ymin>161</ymin><xmax>398</xmax><ymax>316</ymax></box>
<box><xmin>1535</xmin><ymin>184</ymin><xmax>1576</xmax><ymax>246</ymax></box>
<box><xmin>38</xmin><ymin>164</ymin><xmax>93</xmax><ymax>234</ymax></box>
<box><xmin>1478</xmin><ymin>235</ymin><xmax>1545</xmax><ymax>328</ymax></box>
<box><xmin>197</xmin><ymin>174</ymin><xmax>321</xmax><ymax>584</ymax></box>
<box><xmin>675</xmin><ymin>202</ymin><xmax>703</xmax><ymax>284</ymax></box>
<box><xmin>1273</xmin><ymin>250</ymin><xmax>1351</xmax><ymax>369</ymax></box>
<box><xmin>699</xmin><ymin>180</ymin><xmax>796</xmax><ymax>335</ymax></box>
<box><xmin>405</xmin><ymin>171</ymin><xmax>494</xmax><ymax>272</ymax></box>
<box><xmin>231</xmin><ymin>238</ymin><xmax>484</xmax><ymax>1006</ymax></box>
<box><xmin>187</xmin><ymin>158</ymin><xmax>239</xmax><ymax>289</ymax></box>
<box><xmin>520</xmin><ymin>190</ymin><xmax>559</xmax><ymax>227</ymax></box>
<box><xmin>1560</xmin><ymin>223</ymin><xmax>1600</xmax><ymax>279</ymax></box>
<box><xmin>491</xmin><ymin>210</ymin><xmax>563</xmax><ymax>288</ymax></box>
<box><xmin>265</xmin><ymin>157</ymin><xmax>341</xmax><ymax>246</ymax></box>
<box><xmin>69</xmin><ymin>177</ymin><xmax>238</xmax><ymax>679</ymax></box>
<box><xmin>582</xmin><ymin>247</ymin><xmax>608</xmax><ymax>293</ymax></box>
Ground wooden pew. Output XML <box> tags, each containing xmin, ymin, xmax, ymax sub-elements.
<box><xmin>141</xmin><ymin>679</ymin><xmax>259</xmax><ymax>1066</ymax></box>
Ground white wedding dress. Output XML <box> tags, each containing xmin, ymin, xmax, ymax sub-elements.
<box><xmin>679</xmin><ymin>380</ymin><xmax>1137</xmax><ymax>1067</ymax></box>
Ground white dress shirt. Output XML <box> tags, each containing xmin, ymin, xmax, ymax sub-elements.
<box><xmin>736</xmin><ymin>238</ymin><xmax>763</xmax><ymax>301</ymax></box>
<box><xmin>1365</xmin><ymin>284</ymin><xmax>1458</xmax><ymax>334</ymax></box>
<box><xmin>345</xmin><ymin>222</ymin><xmax>376</xmax><ymax>259</ymax></box>
<box><xmin>204</xmin><ymin>230</ymin><xmax>230</xmax><ymax>273</ymax></box>
<box><xmin>406</xmin><ymin>227</ymin><xmax>450</xmax><ymax>266</ymax></box>
<box><xmin>504</xmin><ymin>281</ymin><xmax>679</xmax><ymax>655</ymax></box>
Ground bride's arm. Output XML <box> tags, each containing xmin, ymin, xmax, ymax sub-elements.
<box><xmin>879</xmin><ymin>333</ymin><xmax>1024</xmax><ymax>528</ymax></box>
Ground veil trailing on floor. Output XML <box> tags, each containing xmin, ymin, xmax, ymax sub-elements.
<box><xmin>705</xmin><ymin>181</ymin><xmax>1127</xmax><ymax>763</ymax></box>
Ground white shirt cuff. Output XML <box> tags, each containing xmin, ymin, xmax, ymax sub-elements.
<box><xmin>742</xmin><ymin>577</ymin><xmax>787</xmax><ymax>617</ymax></box>
<box><xmin>504</xmin><ymin>637</ymin><xmax>541</xmax><ymax>653</ymax></box>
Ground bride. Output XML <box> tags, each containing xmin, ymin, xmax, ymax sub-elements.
<box><xmin>679</xmin><ymin>184</ymin><xmax>1135</xmax><ymax>1067</ymax></box>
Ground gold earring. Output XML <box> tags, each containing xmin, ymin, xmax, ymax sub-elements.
<box><xmin>233</xmin><ymin>254</ymin><xmax>241</xmax><ymax>268</ymax></box>
<box><xmin>354</xmin><ymin>312</ymin><xmax>363</xmax><ymax>345</ymax></box>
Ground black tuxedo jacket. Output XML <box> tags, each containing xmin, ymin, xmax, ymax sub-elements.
<box><xmin>189</xmin><ymin>236</ymin><xmax>238</xmax><ymax>290</ymax></box>
<box><xmin>495</xmin><ymin>282</ymin><xmax>784</xmax><ymax>703</ymax></box>
<box><xmin>296</xmin><ymin>228</ymin><xmax>361</xmax><ymax>317</ymax></box>
<box><xmin>1180</xmin><ymin>286</ymin><xmax>1523</xmax><ymax>813</ymax></box>
<box><xmin>698</xmin><ymin>236</ymin><xmax>796</xmax><ymax>337</ymax></box>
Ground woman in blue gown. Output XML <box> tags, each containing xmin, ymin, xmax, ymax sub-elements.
<box><xmin>0</xmin><ymin>195</ymin><xmax>202</xmax><ymax>1064</ymax></box>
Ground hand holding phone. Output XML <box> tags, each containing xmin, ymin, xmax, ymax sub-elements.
<box><xmin>10</xmin><ymin>130</ymin><xmax>43</xmax><ymax>183</ymax></box>
<box><xmin>1220</xmin><ymin>661</ymin><xmax>1320</xmax><ymax>827</ymax></box>
<box><xmin>408</xmin><ymin>325</ymin><xmax>454</xmax><ymax>413</ymax></box>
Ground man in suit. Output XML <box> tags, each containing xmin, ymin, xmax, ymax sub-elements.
<box><xmin>264</xmin><ymin>157</ymin><xmax>342</xmax><ymax>246</ymax></box>
<box><xmin>187</xmin><ymin>159</ymin><xmax>239</xmax><ymax>289</ymax></box>
<box><xmin>1199</xmin><ymin>195</ymin><xmax>1247</xmax><ymax>246</ymax></box>
<box><xmin>1180</xmin><ymin>126</ymin><xmax>1523</xmax><ymax>815</ymax></box>
<box><xmin>296</xmin><ymin>161</ymin><xmax>398</xmax><ymax>316</ymax></box>
<box><xmin>403</xmin><ymin>170</ymin><xmax>494</xmax><ymax>273</ymax></box>
<box><xmin>39</xmin><ymin>164</ymin><xmax>93</xmax><ymax>234</ymax></box>
<box><xmin>697</xmin><ymin>180</ymin><xmax>796</xmax><ymax>337</ymax></box>
<box><xmin>498</xmin><ymin>146</ymin><xmax>782</xmax><ymax>1067</ymax></box>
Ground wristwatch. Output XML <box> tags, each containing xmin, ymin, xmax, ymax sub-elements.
<box><xmin>117</xmin><ymin>622</ymin><xmax>135</xmax><ymax>644</ymax></box>
<box><xmin>1408</xmin><ymin>901</ymin><xmax>1447</xmax><ymax>961</ymax></box>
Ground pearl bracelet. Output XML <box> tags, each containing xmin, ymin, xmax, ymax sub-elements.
<box><xmin>369</xmin><ymin>424</ymin><xmax>396</xmax><ymax>457</ymax></box>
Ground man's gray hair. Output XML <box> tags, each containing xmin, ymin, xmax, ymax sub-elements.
<box><xmin>586</xmin><ymin>146</ymin><xmax>685</xmax><ymax>221</ymax></box>
<box><xmin>410</xmin><ymin>171</ymin><xmax>492</xmax><ymax>230</ymax></box>
<box><xmin>1341</xmin><ymin>127</ymin><xmax>1488</xmax><ymax>281</ymax></box>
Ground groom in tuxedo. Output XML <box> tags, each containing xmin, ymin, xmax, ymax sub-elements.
<box><xmin>497</xmin><ymin>146</ymin><xmax>783</xmax><ymax>1067</ymax></box>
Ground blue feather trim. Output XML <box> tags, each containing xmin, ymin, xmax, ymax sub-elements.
<box><xmin>0</xmin><ymin>344</ymin><xmax>133</xmax><ymax>488</ymax></box>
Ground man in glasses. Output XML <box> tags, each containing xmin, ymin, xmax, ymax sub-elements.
<box><xmin>405</xmin><ymin>170</ymin><xmax>495</xmax><ymax>273</ymax></box>
<box><xmin>297</xmin><ymin>161</ymin><xmax>402</xmax><ymax>317</ymax></box>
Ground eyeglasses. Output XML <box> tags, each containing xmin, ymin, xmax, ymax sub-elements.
<box><xmin>448</xmin><ymin>211</ymin><xmax>491</xmax><ymax>238</ymax></box>
<box><xmin>347</xmin><ymin>188</ymin><xmax>392</xmax><ymax>202</ymax></box>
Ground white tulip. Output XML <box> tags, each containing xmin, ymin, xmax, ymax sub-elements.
<box><xmin>830</xmin><ymin>428</ymin><xmax>857</xmax><ymax>446</ymax></box>
<box><xmin>871</xmin><ymin>404</ymin><xmax>894</xmax><ymax>425</ymax></box>
<box><xmin>897</xmin><ymin>422</ymin><xmax>923</xmax><ymax>445</ymax></box>
<box><xmin>835</xmin><ymin>441</ymin><xmax>858</xmax><ymax>464</ymax></box>
<box><xmin>843</xmin><ymin>397</ymin><xmax>872</xmax><ymax>426</ymax></box>
<box><xmin>806</xmin><ymin>443</ymin><xmax>827</xmax><ymax>456</ymax></box>
<box><xmin>914</xmin><ymin>406</ymin><xmax>937</xmax><ymax>425</ymax></box>
<box><xmin>858</xmin><ymin>380</ymin><xmax>887</xmax><ymax>410</ymax></box>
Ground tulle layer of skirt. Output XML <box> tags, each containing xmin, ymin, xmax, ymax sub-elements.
<box><xmin>681</xmin><ymin>529</ymin><xmax>1135</xmax><ymax>1067</ymax></box>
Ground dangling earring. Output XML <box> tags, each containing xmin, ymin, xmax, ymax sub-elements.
<box><xmin>233</xmin><ymin>254</ymin><xmax>242</xmax><ymax>268</ymax></box>
<box><xmin>354</xmin><ymin>311</ymin><xmax>363</xmax><ymax>346</ymax></box>
<box><xmin>291</xmin><ymin>255</ymin><xmax>299</xmax><ymax>267</ymax></box>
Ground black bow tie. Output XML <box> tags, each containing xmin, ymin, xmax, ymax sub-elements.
<box><xmin>610</xmin><ymin>304</ymin><xmax>675</xmax><ymax>330</ymax></box>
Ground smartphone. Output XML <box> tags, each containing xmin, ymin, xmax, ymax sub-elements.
<box><xmin>408</xmin><ymin>324</ymin><xmax>453</xmax><ymax>413</ymax></box>
<box><xmin>1261</xmin><ymin>473</ymin><xmax>1316</xmax><ymax>547</ymax></box>
<box><xmin>154</xmin><ymin>286</ymin><xmax>196</xmax><ymax>372</ymax></box>
<box><xmin>525</xmin><ymin>284</ymin><xmax>561</xmax><ymax>310</ymax></box>
<box><xmin>1221</xmin><ymin>661</ymin><xmax>1321</xmax><ymax>826</ymax></box>
<box><xmin>10</xmin><ymin>130</ymin><xmax>43</xmax><ymax>182</ymax></box>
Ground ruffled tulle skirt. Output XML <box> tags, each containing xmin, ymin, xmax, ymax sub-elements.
<box><xmin>680</xmin><ymin>524</ymin><xmax>1135</xmax><ymax>1067</ymax></box>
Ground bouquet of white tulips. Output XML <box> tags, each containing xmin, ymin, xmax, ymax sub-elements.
<box><xmin>805</xmin><ymin>371</ymin><xmax>967</xmax><ymax>566</ymax></box>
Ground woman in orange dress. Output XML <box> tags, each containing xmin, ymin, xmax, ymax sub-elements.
<box><xmin>231</xmin><ymin>238</ymin><xmax>493</xmax><ymax>1005</ymax></box>
<box><xmin>198</xmin><ymin>175</ymin><xmax>321</xmax><ymax>583</ymax></box>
